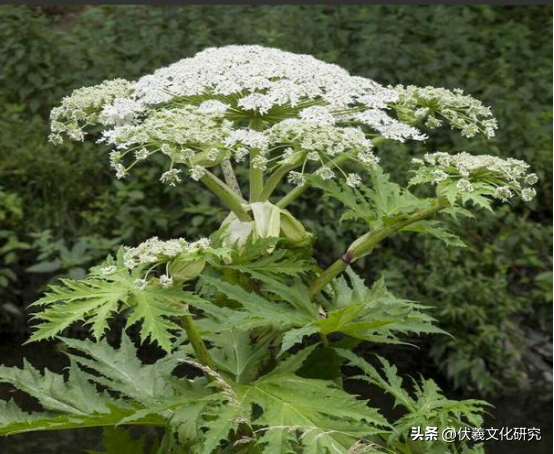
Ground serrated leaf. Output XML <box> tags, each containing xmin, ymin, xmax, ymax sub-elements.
<box><xmin>0</xmin><ymin>400</ymin><xmax>43</xmax><ymax>426</ymax></box>
<box><xmin>28</xmin><ymin>255</ymin><xmax>195</xmax><ymax>351</ymax></box>
<box><xmin>264</xmin><ymin>344</ymin><xmax>318</xmax><ymax>379</ymax></box>
<box><xmin>337</xmin><ymin>349</ymin><xmax>413</xmax><ymax>410</ymax></box>
<box><xmin>0</xmin><ymin>360</ymin><xmax>111</xmax><ymax>415</ymax></box>
<box><xmin>126</xmin><ymin>287</ymin><xmax>187</xmax><ymax>353</ymax></box>
<box><xmin>198</xmin><ymin>404</ymin><xmax>242</xmax><ymax>454</ymax></box>
<box><xmin>312</xmin><ymin>167</ymin><xmax>431</xmax><ymax>232</ymax></box>
<box><xmin>62</xmin><ymin>334</ymin><xmax>178</xmax><ymax>403</ymax></box>
<box><xmin>0</xmin><ymin>403</ymin><xmax>165</xmax><ymax>437</ymax></box>
<box><xmin>30</xmin><ymin>278</ymin><xmax>128</xmax><ymax>341</ymax></box>
<box><xmin>279</xmin><ymin>324</ymin><xmax>319</xmax><ymax>356</ymax></box>
<box><xmin>226</xmin><ymin>248</ymin><xmax>312</xmax><ymax>278</ymax></box>
<box><xmin>200</xmin><ymin>275</ymin><xmax>314</xmax><ymax>330</ymax></box>
<box><xmin>402</xmin><ymin>220</ymin><xmax>467</xmax><ymax>248</ymax></box>
<box><xmin>324</xmin><ymin>269</ymin><xmax>447</xmax><ymax>343</ymax></box>
<box><xmin>209</xmin><ymin>329</ymin><xmax>272</xmax><ymax>384</ymax></box>
<box><xmin>237</xmin><ymin>348</ymin><xmax>389</xmax><ymax>453</ymax></box>
<box><xmin>338</xmin><ymin>349</ymin><xmax>490</xmax><ymax>446</ymax></box>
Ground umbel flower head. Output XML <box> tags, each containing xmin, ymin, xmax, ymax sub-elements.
<box><xmin>49</xmin><ymin>45</ymin><xmax>500</xmax><ymax>189</ymax></box>
<box><xmin>410</xmin><ymin>151</ymin><xmax>537</xmax><ymax>203</ymax></box>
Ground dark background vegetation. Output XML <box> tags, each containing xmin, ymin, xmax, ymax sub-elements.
<box><xmin>0</xmin><ymin>3</ymin><xmax>551</xmax><ymax>412</ymax></box>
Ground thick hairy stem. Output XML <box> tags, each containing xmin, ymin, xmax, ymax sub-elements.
<box><xmin>220</xmin><ymin>159</ymin><xmax>242</xmax><ymax>197</ymax></box>
<box><xmin>181</xmin><ymin>312</ymin><xmax>215</xmax><ymax>371</ymax></box>
<box><xmin>309</xmin><ymin>258</ymin><xmax>349</xmax><ymax>298</ymax></box>
<box><xmin>200</xmin><ymin>171</ymin><xmax>250</xmax><ymax>221</ymax></box>
<box><xmin>309</xmin><ymin>200</ymin><xmax>447</xmax><ymax>297</ymax></box>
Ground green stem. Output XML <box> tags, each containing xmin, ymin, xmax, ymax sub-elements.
<box><xmin>276</xmin><ymin>184</ymin><xmax>306</xmax><ymax>209</ymax></box>
<box><xmin>260</xmin><ymin>161</ymin><xmax>301</xmax><ymax>201</ymax></box>
<box><xmin>309</xmin><ymin>258</ymin><xmax>349</xmax><ymax>298</ymax></box>
<box><xmin>309</xmin><ymin>200</ymin><xmax>447</xmax><ymax>297</ymax></box>
<box><xmin>319</xmin><ymin>332</ymin><xmax>330</xmax><ymax>347</ymax></box>
<box><xmin>181</xmin><ymin>312</ymin><xmax>216</xmax><ymax>371</ymax></box>
<box><xmin>200</xmin><ymin>171</ymin><xmax>250</xmax><ymax>221</ymax></box>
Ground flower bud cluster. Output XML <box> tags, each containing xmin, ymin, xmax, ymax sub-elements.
<box><xmin>122</xmin><ymin>236</ymin><xmax>212</xmax><ymax>270</ymax></box>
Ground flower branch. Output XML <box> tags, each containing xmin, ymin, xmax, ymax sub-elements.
<box><xmin>199</xmin><ymin>171</ymin><xmax>251</xmax><ymax>221</ymax></box>
<box><xmin>309</xmin><ymin>198</ymin><xmax>449</xmax><ymax>298</ymax></box>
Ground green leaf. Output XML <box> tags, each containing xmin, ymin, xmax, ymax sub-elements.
<box><xmin>323</xmin><ymin>269</ymin><xmax>447</xmax><ymax>343</ymax></box>
<box><xmin>0</xmin><ymin>339</ymin><xmax>200</xmax><ymax>438</ymax></box>
<box><xmin>0</xmin><ymin>400</ymin><xmax>43</xmax><ymax>426</ymax></box>
<box><xmin>28</xmin><ymin>252</ymin><xmax>194</xmax><ymax>352</ymax></box>
<box><xmin>337</xmin><ymin>349</ymin><xmax>413</xmax><ymax>410</ymax></box>
<box><xmin>198</xmin><ymin>404</ymin><xmax>242</xmax><ymax>454</ymax></box>
<box><xmin>200</xmin><ymin>275</ymin><xmax>315</xmax><ymax>330</ymax></box>
<box><xmin>225</xmin><ymin>248</ymin><xmax>313</xmax><ymax>278</ymax></box>
<box><xmin>237</xmin><ymin>348</ymin><xmax>389</xmax><ymax>453</ymax></box>
<box><xmin>265</xmin><ymin>344</ymin><xmax>318</xmax><ymax>379</ymax></box>
<box><xmin>402</xmin><ymin>220</ymin><xmax>467</xmax><ymax>248</ymax></box>
<box><xmin>252</xmin><ymin>271</ymin><xmax>319</xmax><ymax>320</ymax></box>
<box><xmin>29</xmin><ymin>277</ymin><xmax>128</xmax><ymax>341</ymax></box>
<box><xmin>338</xmin><ymin>349</ymin><xmax>490</xmax><ymax>446</ymax></box>
<box><xmin>62</xmin><ymin>334</ymin><xmax>178</xmax><ymax>404</ymax></box>
<box><xmin>279</xmin><ymin>324</ymin><xmax>319</xmax><ymax>355</ymax></box>
<box><xmin>0</xmin><ymin>360</ymin><xmax>112</xmax><ymax>415</ymax></box>
<box><xmin>312</xmin><ymin>167</ymin><xmax>432</xmax><ymax>231</ymax></box>
<box><xmin>209</xmin><ymin>329</ymin><xmax>272</xmax><ymax>384</ymax></box>
<box><xmin>126</xmin><ymin>286</ymin><xmax>187</xmax><ymax>353</ymax></box>
<box><xmin>0</xmin><ymin>403</ymin><xmax>165</xmax><ymax>437</ymax></box>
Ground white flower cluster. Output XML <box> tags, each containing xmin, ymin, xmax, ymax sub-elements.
<box><xmin>122</xmin><ymin>236</ymin><xmax>211</xmax><ymax>269</ymax></box>
<box><xmin>100</xmin><ymin>98</ymin><xmax>143</xmax><ymax>126</ymax></box>
<box><xmin>394</xmin><ymin>85</ymin><xmax>498</xmax><ymax>138</ymax></box>
<box><xmin>101</xmin><ymin>106</ymin><xmax>230</xmax><ymax>154</ymax></box>
<box><xmin>348</xmin><ymin>109</ymin><xmax>427</xmax><ymax>143</ymax></box>
<box><xmin>49</xmin><ymin>45</ymin><xmax>500</xmax><ymax>190</ymax></box>
<box><xmin>411</xmin><ymin>151</ymin><xmax>537</xmax><ymax>202</ymax></box>
<box><xmin>266</xmin><ymin>119</ymin><xmax>379</xmax><ymax>183</ymax></box>
<box><xmin>49</xmin><ymin>79</ymin><xmax>133</xmax><ymax>144</ymax></box>
<box><xmin>269</xmin><ymin>119</ymin><xmax>373</xmax><ymax>155</ymax></box>
<box><xmin>132</xmin><ymin>45</ymin><xmax>398</xmax><ymax>111</ymax></box>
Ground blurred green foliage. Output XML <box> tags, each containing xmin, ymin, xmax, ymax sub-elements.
<box><xmin>0</xmin><ymin>5</ymin><xmax>551</xmax><ymax>395</ymax></box>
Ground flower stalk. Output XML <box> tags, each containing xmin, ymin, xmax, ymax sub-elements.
<box><xmin>260</xmin><ymin>161</ymin><xmax>301</xmax><ymax>201</ymax></box>
<box><xmin>181</xmin><ymin>311</ymin><xmax>216</xmax><ymax>371</ymax></box>
<box><xmin>200</xmin><ymin>171</ymin><xmax>251</xmax><ymax>221</ymax></box>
